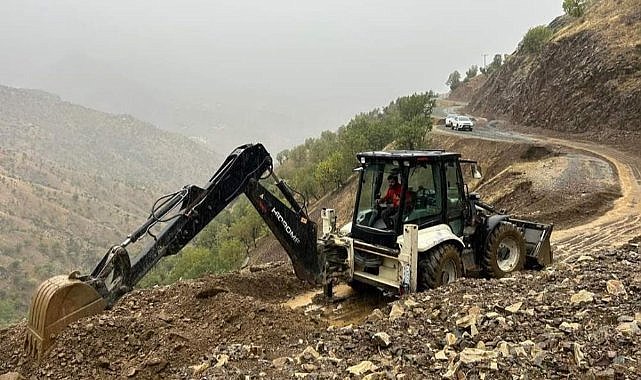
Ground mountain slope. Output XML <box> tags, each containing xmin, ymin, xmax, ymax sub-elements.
<box><xmin>0</xmin><ymin>86</ymin><xmax>224</xmax><ymax>187</ymax></box>
<box><xmin>0</xmin><ymin>85</ymin><xmax>222</xmax><ymax>324</ymax></box>
<box><xmin>468</xmin><ymin>0</ymin><xmax>641</xmax><ymax>142</ymax></box>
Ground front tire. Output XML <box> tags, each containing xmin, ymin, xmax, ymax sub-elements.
<box><xmin>482</xmin><ymin>222</ymin><xmax>526</xmax><ymax>278</ymax></box>
<box><xmin>418</xmin><ymin>244</ymin><xmax>463</xmax><ymax>291</ymax></box>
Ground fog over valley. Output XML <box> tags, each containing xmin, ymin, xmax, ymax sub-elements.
<box><xmin>0</xmin><ymin>0</ymin><xmax>562</xmax><ymax>153</ymax></box>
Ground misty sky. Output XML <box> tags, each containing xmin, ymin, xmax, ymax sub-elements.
<box><xmin>0</xmin><ymin>0</ymin><xmax>563</xmax><ymax>152</ymax></box>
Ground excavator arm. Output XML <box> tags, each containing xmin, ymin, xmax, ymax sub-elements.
<box><xmin>25</xmin><ymin>143</ymin><xmax>323</xmax><ymax>359</ymax></box>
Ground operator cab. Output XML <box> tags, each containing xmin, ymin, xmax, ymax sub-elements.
<box><xmin>351</xmin><ymin>150</ymin><xmax>467</xmax><ymax>247</ymax></box>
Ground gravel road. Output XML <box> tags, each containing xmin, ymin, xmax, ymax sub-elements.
<box><xmin>434</xmin><ymin>120</ymin><xmax>641</xmax><ymax>261</ymax></box>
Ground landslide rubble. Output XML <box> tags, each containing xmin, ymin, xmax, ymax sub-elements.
<box><xmin>1</xmin><ymin>245</ymin><xmax>640</xmax><ymax>379</ymax></box>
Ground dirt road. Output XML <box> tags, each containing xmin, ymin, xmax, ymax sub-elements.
<box><xmin>434</xmin><ymin>122</ymin><xmax>641</xmax><ymax>261</ymax></box>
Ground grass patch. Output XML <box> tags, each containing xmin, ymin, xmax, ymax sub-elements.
<box><xmin>555</xmin><ymin>0</ymin><xmax>641</xmax><ymax>49</ymax></box>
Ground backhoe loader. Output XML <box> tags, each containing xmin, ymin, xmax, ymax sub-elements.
<box><xmin>25</xmin><ymin>143</ymin><xmax>553</xmax><ymax>359</ymax></box>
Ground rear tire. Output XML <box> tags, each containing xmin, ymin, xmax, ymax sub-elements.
<box><xmin>418</xmin><ymin>244</ymin><xmax>463</xmax><ymax>291</ymax></box>
<box><xmin>482</xmin><ymin>222</ymin><xmax>526</xmax><ymax>278</ymax></box>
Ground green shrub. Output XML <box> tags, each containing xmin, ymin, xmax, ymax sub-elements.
<box><xmin>0</xmin><ymin>298</ymin><xmax>22</xmax><ymax>327</ymax></box>
<box><xmin>563</xmin><ymin>0</ymin><xmax>587</xmax><ymax>17</ymax></box>
<box><xmin>280</xmin><ymin>92</ymin><xmax>435</xmax><ymax>193</ymax></box>
<box><xmin>446</xmin><ymin>71</ymin><xmax>461</xmax><ymax>91</ymax></box>
<box><xmin>463</xmin><ymin>65</ymin><xmax>478</xmax><ymax>83</ymax></box>
<box><xmin>520</xmin><ymin>25</ymin><xmax>554</xmax><ymax>54</ymax></box>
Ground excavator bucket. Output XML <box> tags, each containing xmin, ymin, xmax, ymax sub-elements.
<box><xmin>24</xmin><ymin>274</ymin><xmax>106</xmax><ymax>360</ymax></box>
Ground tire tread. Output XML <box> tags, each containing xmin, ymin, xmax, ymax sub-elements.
<box><xmin>418</xmin><ymin>244</ymin><xmax>462</xmax><ymax>290</ymax></box>
<box><xmin>482</xmin><ymin>222</ymin><xmax>526</xmax><ymax>278</ymax></box>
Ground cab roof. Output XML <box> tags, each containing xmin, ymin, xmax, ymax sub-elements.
<box><xmin>356</xmin><ymin>150</ymin><xmax>461</xmax><ymax>163</ymax></box>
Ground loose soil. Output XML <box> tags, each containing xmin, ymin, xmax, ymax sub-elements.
<box><xmin>2</xmin><ymin>248</ymin><xmax>639</xmax><ymax>379</ymax></box>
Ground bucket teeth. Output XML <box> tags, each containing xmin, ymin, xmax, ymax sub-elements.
<box><xmin>24</xmin><ymin>328</ymin><xmax>43</xmax><ymax>360</ymax></box>
<box><xmin>24</xmin><ymin>275</ymin><xmax>106</xmax><ymax>360</ymax></box>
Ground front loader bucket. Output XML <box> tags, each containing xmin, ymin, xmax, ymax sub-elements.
<box><xmin>25</xmin><ymin>274</ymin><xmax>106</xmax><ymax>360</ymax></box>
<box><xmin>509</xmin><ymin>218</ymin><xmax>554</xmax><ymax>268</ymax></box>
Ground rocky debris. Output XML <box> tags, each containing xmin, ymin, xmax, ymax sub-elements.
<box><xmin>570</xmin><ymin>289</ymin><xmax>595</xmax><ymax>305</ymax></box>
<box><xmin>1</xmin><ymin>246</ymin><xmax>640</xmax><ymax>379</ymax></box>
<box><xmin>272</xmin><ymin>357</ymin><xmax>293</xmax><ymax>370</ymax></box>
<box><xmin>505</xmin><ymin>301</ymin><xmax>523</xmax><ymax>314</ymax></box>
<box><xmin>615</xmin><ymin>321</ymin><xmax>640</xmax><ymax>336</ymax></box>
<box><xmin>0</xmin><ymin>373</ymin><xmax>25</xmax><ymax>380</ymax></box>
<box><xmin>297</xmin><ymin>346</ymin><xmax>321</xmax><ymax>363</ymax></box>
<box><xmin>367</xmin><ymin>308</ymin><xmax>385</xmax><ymax>322</ymax></box>
<box><xmin>372</xmin><ymin>332</ymin><xmax>391</xmax><ymax>348</ymax></box>
<box><xmin>388</xmin><ymin>304</ymin><xmax>404</xmax><ymax>321</ymax></box>
<box><xmin>606</xmin><ymin>279</ymin><xmax>626</xmax><ymax>296</ymax></box>
<box><xmin>347</xmin><ymin>361</ymin><xmax>378</xmax><ymax>376</ymax></box>
<box><xmin>559</xmin><ymin>322</ymin><xmax>580</xmax><ymax>333</ymax></box>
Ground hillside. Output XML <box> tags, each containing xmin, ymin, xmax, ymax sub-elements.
<box><xmin>3</xmin><ymin>0</ymin><xmax>641</xmax><ymax>373</ymax></box>
<box><xmin>2</xmin><ymin>127</ymin><xmax>639</xmax><ymax>378</ymax></box>
<box><xmin>0</xmin><ymin>85</ymin><xmax>222</xmax><ymax>324</ymax></box>
<box><xmin>1</xmin><ymin>86</ymin><xmax>641</xmax><ymax>377</ymax></box>
<box><xmin>448</xmin><ymin>75</ymin><xmax>487</xmax><ymax>103</ymax></box>
<box><xmin>468</xmin><ymin>0</ymin><xmax>641</xmax><ymax>147</ymax></box>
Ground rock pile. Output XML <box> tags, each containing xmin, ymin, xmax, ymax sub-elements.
<box><xmin>1</xmin><ymin>247</ymin><xmax>639</xmax><ymax>379</ymax></box>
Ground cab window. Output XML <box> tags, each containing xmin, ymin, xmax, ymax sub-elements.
<box><xmin>445</xmin><ymin>160</ymin><xmax>464</xmax><ymax>235</ymax></box>
<box><xmin>404</xmin><ymin>162</ymin><xmax>442</xmax><ymax>226</ymax></box>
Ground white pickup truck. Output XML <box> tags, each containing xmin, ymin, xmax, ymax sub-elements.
<box><xmin>453</xmin><ymin>115</ymin><xmax>474</xmax><ymax>131</ymax></box>
<box><xmin>445</xmin><ymin>114</ymin><xmax>458</xmax><ymax>128</ymax></box>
